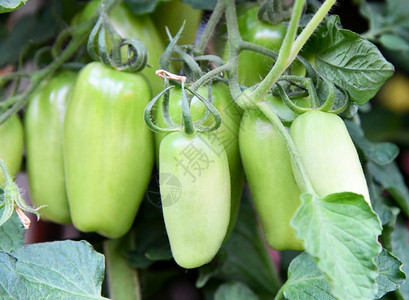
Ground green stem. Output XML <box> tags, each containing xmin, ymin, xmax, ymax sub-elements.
<box><xmin>239</xmin><ymin>40</ymin><xmax>278</xmax><ymax>60</ymax></box>
<box><xmin>0</xmin><ymin>20</ymin><xmax>94</xmax><ymax>125</ymax></box>
<box><xmin>252</xmin><ymin>0</ymin><xmax>305</xmax><ymax>103</ymax></box>
<box><xmin>224</xmin><ymin>0</ymin><xmax>244</xmax><ymax>100</ymax></box>
<box><xmin>290</xmin><ymin>0</ymin><xmax>337</xmax><ymax>62</ymax></box>
<box><xmin>190</xmin><ymin>64</ymin><xmax>230</xmax><ymax>91</ymax></box>
<box><xmin>0</xmin><ymin>0</ymin><xmax>120</xmax><ymax>124</ymax></box>
<box><xmin>256</xmin><ymin>101</ymin><xmax>315</xmax><ymax>195</ymax></box>
<box><xmin>104</xmin><ymin>237</ymin><xmax>141</xmax><ymax>300</ymax></box>
<box><xmin>193</xmin><ymin>0</ymin><xmax>226</xmax><ymax>55</ymax></box>
<box><xmin>274</xmin><ymin>285</ymin><xmax>285</xmax><ymax>300</ymax></box>
<box><xmin>0</xmin><ymin>160</ymin><xmax>12</xmax><ymax>185</ymax></box>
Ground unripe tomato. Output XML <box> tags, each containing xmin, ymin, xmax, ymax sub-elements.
<box><xmin>239</xmin><ymin>105</ymin><xmax>303</xmax><ymax>251</ymax></box>
<box><xmin>0</xmin><ymin>115</ymin><xmax>23</xmax><ymax>187</ymax></box>
<box><xmin>159</xmin><ymin>131</ymin><xmax>230</xmax><ymax>268</ymax></box>
<box><xmin>64</xmin><ymin>62</ymin><xmax>154</xmax><ymax>238</ymax></box>
<box><xmin>77</xmin><ymin>1</ymin><xmax>166</xmax><ymax>95</ymax></box>
<box><xmin>25</xmin><ymin>71</ymin><xmax>76</xmax><ymax>224</ymax></box>
<box><xmin>151</xmin><ymin>0</ymin><xmax>202</xmax><ymax>46</ymax></box>
<box><xmin>154</xmin><ymin>83</ymin><xmax>244</xmax><ymax>237</ymax></box>
<box><xmin>226</xmin><ymin>5</ymin><xmax>286</xmax><ymax>86</ymax></box>
<box><xmin>290</xmin><ymin>110</ymin><xmax>371</xmax><ymax>205</ymax></box>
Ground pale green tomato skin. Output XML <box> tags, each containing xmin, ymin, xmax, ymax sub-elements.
<box><xmin>151</xmin><ymin>0</ymin><xmax>202</xmax><ymax>50</ymax></box>
<box><xmin>239</xmin><ymin>109</ymin><xmax>303</xmax><ymax>251</ymax></box>
<box><xmin>79</xmin><ymin>1</ymin><xmax>166</xmax><ymax>95</ymax></box>
<box><xmin>25</xmin><ymin>72</ymin><xmax>76</xmax><ymax>224</ymax></box>
<box><xmin>160</xmin><ymin>132</ymin><xmax>231</xmax><ymax>268</ymax></box>
<box><xmin>64</xmin><ymin>62</ymin><xmax>154</xmax><ymax>238</ymax></box>
<box><xmin>290</xmin><ymin>110</ymin><xmax>371</xmax><ymax>205</ymax></box>
<box><xmin>0</xmin><ymin>115</ymin><xmax>23</xmax><ymax>187</ymax></box>
<box><xmin>154</xmin><ymin>84</ymin><xmax>244</xmax><ymax>239</ymax></box>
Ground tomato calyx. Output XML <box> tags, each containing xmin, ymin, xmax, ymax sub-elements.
<box><xmin>87</xmin><ymin>10</ymin><xmax>148</xmax><ymax>72</ymax></box>
<box><xmin>144</xmin><ymin>71</ymin><xmax>222</xmax><ymax>135</ymax></box>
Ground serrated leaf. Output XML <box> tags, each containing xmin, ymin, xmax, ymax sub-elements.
<box><xmin>375</xmin><ymin>249</ymin><xmax>406</xmax><ymax>298</ymax></box>
<box><xmin>0</xmin><ymin>189</ymin><xmax>24</xmax><ymax>252</ymax></box>
<box><xmin>214</xmin><ymin>281</ymin><xmax>259</xmax><ymax>300</ymax></box>
<box><xmin>283</xmin><ymin>252</ymin><xmax>336</xmax><ymax>300</ymax></box>
<box><xmin>0</xmin><ymin>210</ymin><xmax>24</xmax><ymax>252</ymax></box>
<box><xmin>0</xmin><ymin>0</ymin><xmax>27</xmax><ymax>13</ymax></box>
<box><xmin>361</xmin><ymin>0</ymin><xmax>409</xmax><ymax>43</ymax></box>
<box><xmin>0</xmin><ymin>240</ymin><xmax>106</xmax><ymax>299</ymax></box>
<box><xmin>291</xmin><ymin>192</ymin><xmax>382</xmax><ymax>300</ymax></box>
<box><xmin>368</xmin><ymin>161</ymin><xmax>409</xmax><ymax>217</ymax></box>
<box><xmin>345</xmin><ymin>120</ymin><xmax>399</xmax><ymax>165</ymax></box>
<box><xmin>310</xmin><ymin>15</ymin><xmax>394</xmax><ymax>105</ymax></box>
<box><xmin>392</xmin><ymin>217</ymin><xmax>409</xmax><ymax>298</ymax></box>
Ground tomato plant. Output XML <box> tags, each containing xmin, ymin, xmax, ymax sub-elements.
<box><xmin>0</xmin><ymin>0</ymin><xmax>408</xmax><ymax>299</ymax></box>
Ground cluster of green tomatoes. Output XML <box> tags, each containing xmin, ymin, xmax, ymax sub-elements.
<box><xmin>0</xmin><ymin>2</ymin><xmax>370</xmax><ymax>270</ymax></box>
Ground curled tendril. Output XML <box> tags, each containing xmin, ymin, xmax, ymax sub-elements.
<box><xmin>144</xmin><ymin>71</ymin><xmax>222</xmax><ymax>135</ymax></box>
<box><xmin>87</xmin><ymin>13</ymin><xmax>148</xmax><ymax>72</ymax></box>
<box><xmin>273</xmin><ymin>70</ymin><xmax>349</xmax><ymax>115</ymax></box>
<box><xmin>258</xmin><ymin>0</ymin><xmax>292</xmax><ymax>24</ymax></box>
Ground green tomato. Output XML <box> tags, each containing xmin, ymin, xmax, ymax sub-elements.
<box><xmin>233</xmin><ymin>5</ymin><xmax>286</xmax><ymax>86</ymax></box>
<box><xmin>151</xmin><ymin>0</ymin><xmax>202</xmax><ymax>47</ymax></box>
<box><xmin>290</xmin><ymin>110</ymin><xmax>371</xmax><ymax>205</ymax></box>
<box><xmin>0</xmin><ymin>115</ymin><xmax>24</xmax><ymax>187</ymax></box>
<box><xmin>25</xmin><ymin>71</ymin><xmax>76</xmax><ymax>224</ymax></box>
<box><xmin>154</xmin><ymin>83</ymin><xmax>244</xmax><ymax>238</ymax></box>
<box><xmin>239</xmin><ymin>106</ymin><xmax>303</xmax><ymax>251</ymax></box>
<box><xmin>159</xmin><ymin>131</ymin><xmax>230</xmax><ymax>268</ymax></box>
<box><xmin>64</xmin><ymin>62</ymin><xmax>154</xmax><ymax>238</ymax></box>
<box><xmin>77</xmin><ymin>1</ymin><xmax>166</xmax><ymax>95</ymax></box>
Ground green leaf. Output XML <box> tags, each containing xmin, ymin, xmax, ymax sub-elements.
<box><xmin>282</xmin><ymin>252</ymin><xmax>336</xmax><ymax>299</ymax></box>
<box><xmin>0</xmin><ymin>3</ymin><xmax>60</xmax><ymax>67</ymax></box>
<box><xmin>308</xmin><ymin>15</ymin><xmax>394</xmax><ymax>105</ymax></box>
<box><xmin>0</xmin><ymin>240</ymin><xmax>106</xmax><ymax>299</ymax></box>
<box><xmin>345</xmin><ymin>120</ymin><xmax>399</xmax><ymax>165</ymax></box>
<box><xmin>375</xmin><ymin>249</ymin><xmax>406</xmax><ymax>299</ymax></box>
<box><xmin>368</xmin><ymin>161</ymin><xmax>409</xmax><ymax>217</ymax></box>
<box><xmin>0</xmin><ymin>210</ymin><xmax>24</xmax><ymax>252</ymax></box>
<box><xmin>361</xmin><ymin>0</ymin><xmax>409</xmax><ymax>46</ymax></box>
<box><xmin>0</xmin><ymin>0</ymin><xmax>27</xmax><ymax>14</ymax></box>
<box><xmin>391</xmin><ymin>217</ymin><xmax>409</xmax><ymax>298</ymax></box>
<box><xmin>379</xmin><ymin>34</ymin><xmax>409</xmax><ymax>52</ymax></box>
<box><xmin>214</xmin><ymin>282</ymin><xmax>259</xmax><ymax>300</ymax></box>
<box><xmin>291</xmin><ymin>192</ymin><xmax>382</xmax><ymax>299</ymax></box>
<box><xmin>0</xmin><ymin>189</ymin><xmax>24</xmax><ymax>252</ymax></box>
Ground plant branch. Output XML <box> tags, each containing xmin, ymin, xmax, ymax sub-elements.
<box><xmin>194</xmin><ymin>0</ymin><xmax>226</xmax><ymax>55</ymax></box>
